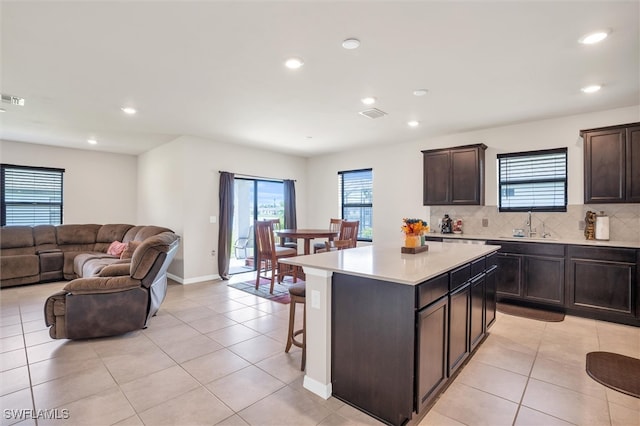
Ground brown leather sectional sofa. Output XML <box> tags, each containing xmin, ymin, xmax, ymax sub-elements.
<box><xmin>0</xmin><ymin>223</ymin><xmax>172</xmax><ymax>287</ymax></box>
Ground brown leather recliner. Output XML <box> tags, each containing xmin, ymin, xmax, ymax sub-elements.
<box><xmin>44</xmin><ymin>231</ymin><xmax>180</xmax><ymax>339</ymax></box>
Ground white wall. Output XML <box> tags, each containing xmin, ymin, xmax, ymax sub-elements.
<box><xmin>138</xmin><ymin>135</ymin><xmax>308</xmax><ymax>283</ymax></box>
<box><xmin>0</xmin><ymin>140</ymin><xmax>138</xmax><ymax>224</ymax></box>
<box><xmin>307</xmin><ymin>105</ymin><xmax>640</xmax><ymax>245</ymax></box>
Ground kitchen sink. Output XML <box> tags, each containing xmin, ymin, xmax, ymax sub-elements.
<box><xmin>498</xmin><ymin>235</ymin><xmax>559</xmax><ymax>242</ymax></box>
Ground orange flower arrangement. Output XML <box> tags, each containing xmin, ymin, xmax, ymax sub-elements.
<box><xmin>401</xmin><ymin>218</ymin><xmax>428</xmax><ymax>236</ymax></box>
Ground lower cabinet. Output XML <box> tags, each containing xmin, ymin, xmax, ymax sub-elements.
<box><xmin>448</xmin><ymin>282</ymin><xmax>471</xmax><ymax>375</ymax></box>
<box><xmin>415</xmin><ymin>295</ymin><xmax>448</xmax><ymax>414</ymax></box>
<box><xmin>332</xmin><ymin>253</ymin><xmax>499</xmax><ymax>426</ymax></box>
<box><xmin>568</xmin><ymin>246</ymin><xmax>637</xmax><ymax>322</ymax></box>
<box><xmin>496</xmin><ymin>252</ymin><xmax>522</xmax><ymax>297</ymax></box>
<box><xmin>488</xmin><ymin>239</ymin><xmax>639</xmax><ymax>326</ymax></box>
<box><xmin>523</xmin><ymin>255</ymin><xmax>565</xmax><ymax>304</ymax></box>
<box><xmin>470</xmin><ymin>274</ymin><xmax>485</xmax><ymax>351</ymax></box>
<box><xmin>485</xmin><ymin>265</ymin><xmax>498</xmax><ymax>328</ymax></box>
<box><xmin>491</xmin><ymin>241</ymin><xmax>565</xmax><ymax>307</ymax></box>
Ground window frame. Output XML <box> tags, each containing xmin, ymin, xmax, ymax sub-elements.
<box><xmin>338</xmin><ymin>168</ymin><xmax>373</xmax><ymax>242</ymax></box>
<box><xmin>497</xmin><ymin>148</ymin><xmax>568</xmax><ymax>213</ymax></box>
<box><xmin>1</xmin><ymin>163</ymin><xmax>65</xmax><ymax>226</ymax></box>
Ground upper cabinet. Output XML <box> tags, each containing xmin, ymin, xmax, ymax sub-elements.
<box><xmin>422</xmin><ymin>144</ymin><xmax>487</xmax><ymax>205</ymax></box>
<box><xmin>582</xmin><ymin>122</ymin><xmax>640</xmax><ymax>203</ymax></box>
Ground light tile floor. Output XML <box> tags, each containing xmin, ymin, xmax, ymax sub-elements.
<box><xmin>1</xmin><ymin>275</ymin><xmax>639</xmax><ymax>426</ymax></box>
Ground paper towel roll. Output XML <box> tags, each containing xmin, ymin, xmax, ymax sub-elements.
<box><xmin>595</xmin><ymin>213</ymin><xmax>609</xmax><ymax>241</ymax></box>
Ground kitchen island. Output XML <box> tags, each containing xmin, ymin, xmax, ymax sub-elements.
<box><xmin>280</xmin><ymin>242</ymin><xmax>501</xmax><ymax>426</ymax></box>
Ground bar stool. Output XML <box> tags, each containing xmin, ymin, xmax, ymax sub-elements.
<box><xmin>286</xmin><ymin>283</ymin><xmax>306</xmax><ymax>371</ymax></box>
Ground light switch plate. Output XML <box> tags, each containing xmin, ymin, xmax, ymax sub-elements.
<box><xmin>209</xmin><ymin>216</ymin><xmax>217</xmax><ymax>224</ymax></box>
<box><xmin>311</xmin><ymin>290</ymin><xmax>320</xmax><ymax>309</ymax></box>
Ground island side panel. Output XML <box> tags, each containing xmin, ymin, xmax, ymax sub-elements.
<box><xmin>331</xmin><ymin>273</ymin><xmax>415</xmax><ymax>426</ymax></box>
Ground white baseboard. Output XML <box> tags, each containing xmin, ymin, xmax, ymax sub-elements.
<box><xmin>303</xmin><ymin>375</ymin><xmax>332</xmax><ymax>400</ymax></box>
<box><xmin>167</xmin><ymin>273</ymin><xmax>220</xmax><ymax>285</ymax></box>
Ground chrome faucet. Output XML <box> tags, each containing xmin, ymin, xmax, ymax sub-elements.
<box><xmin>526</xmin><ymin>211</ymin><xmax>537</xmax><ymax>238</ymax></box>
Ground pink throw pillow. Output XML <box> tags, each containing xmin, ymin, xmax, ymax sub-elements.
<box><xmin>120</xmin><ymin>241</ymin><xmax>141</xmax><ymax>260</ymax></box>
<box><xmin>107</xmin><ymin>241</ymin><xmax>127</xmax><ymax>256</ymax></box>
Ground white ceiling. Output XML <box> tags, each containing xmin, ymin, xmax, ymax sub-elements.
<box><xmin>1</xmin><ymin>1</ymin><xmax>638</xmax><ymax>157</ymax></box>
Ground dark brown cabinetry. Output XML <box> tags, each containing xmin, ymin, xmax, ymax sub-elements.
<box><xmin>567</xmin><ymin>246</ymin><xmax>637</xmax><ymax>322</ymax></box>
<box><xmin>489</xmin><ymin>241</ymin><xmax>565</xmax><ymax>306</ymax></box>
<box><xmin>332</xmin><ymin>252</ymin><xmax>498</xmax><ymax>426</ymax></box>
<box><xmin>423</xmin><ymin>144</ymin><xmax>487</xmax><ymax>205</ymax></box>
<box><xmin>448</xmin><ymin>283</ymin><xmax>470</xmax><ymax>375</ymax></box>
<box><xmin>582</xmin><ymin>122</ymin><xmax>640</xmax><ymax>203</ymax></box>
<box><xmin>416</xmin><ymin>295</ymin><xmax>448</xmax><ymax>414</ymax></box>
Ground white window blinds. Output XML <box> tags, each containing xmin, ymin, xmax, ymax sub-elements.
<box><xmin>338</xmin><ymin>169</ymin><xmax>373</xmax><ymax>241</ymax></box>
<box><xmin>1</xmin><ymin>164</ymin><xmax>64</xmax><ymax>226</ymax></box>
<box><xmin>498</xmin><ymin>148</ymin><xmax>567</xmax><ymax>212</ymax></box>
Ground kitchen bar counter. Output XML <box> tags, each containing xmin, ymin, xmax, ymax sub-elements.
<box><xmin>281</xmin><ymin>242</ymin><xmax>501</xmax><ymax>285</ymax></box>
<box><xmin>280</xmin><ymin>243</ymin><xmax>501</xmax><ymax>425</ymax></box>
<box><xmin>426</xmin><ymin>232</ymin><xmax>640</xmax><ymax>249</ymax></box>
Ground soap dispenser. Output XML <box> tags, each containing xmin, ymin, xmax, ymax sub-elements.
<box><xmin>595</xmin><ymin>211</ymin><xmax>610</xmax><ymax>241</ymax></box>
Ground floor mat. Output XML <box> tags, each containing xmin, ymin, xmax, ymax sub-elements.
<box><xmin>228</xmin><ymin>277</ymin><xmax>302</xmax><ymax>304</ymax></box>
<box><xmin>586</xmin><ymin>351</ymin><xmax>640</xmax><ymax>398</ymax></box>
<box><xmin>497</xmin><ymin>302</ymin><xmax>565</xmax><ymax>322</ymax></box>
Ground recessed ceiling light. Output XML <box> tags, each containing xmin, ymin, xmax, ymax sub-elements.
<box><xmin>579</xmin><ymin>30</ymin><xmax>610</xmax><ymax>45</ymax></box>
<box><xmin>121</xmin><ymin>106</ymin><xmax>137</xmax><ymax>115</ymax></box>
<box><xmin>361</xmin><ymin>97</ymin><xmax>376</xmax><ymax>105</ymax></box>
<box><xmin>408</xmin><ymin>120</ymin><xmax>420</xmax><ymax>127</ymax></box>
<box><xmin>413</xmin><ymin>89</ymin><xmax>428</xmax><ymax>96</ymax></box>
<box><xmin>581</xmin><ymin>84</ymin><xmax>602</xmax><ymax>94</ymax></box>
<box><xmin>87</xmin><ymin>139</ymin><xmax>97</xmax><ymax>145</ymax></box>
<box><xmin>342</xmin><ymin>38</ymin><xmax>360</xmax><ymax>50</ymax></box>
<box><xmin>285</xmin><ymin>57</ymin><xmax>304</xmax><ymax>69</ymax></box>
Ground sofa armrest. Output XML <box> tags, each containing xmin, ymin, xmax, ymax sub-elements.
<box><xmin>63</xmin><ymin>276</ymin><xmax>140</xmax><ymax>295</ymax></box>
<box><xmin>98</xmin><ymin>263</ymin><xmax>131</xmax><ymax>277</ymax></box>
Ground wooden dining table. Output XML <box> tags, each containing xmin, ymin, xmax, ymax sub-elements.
<box><xmin>275</xmin><ymin>229</ymin><xmax>339</xmax><ymax>255</ymax></box>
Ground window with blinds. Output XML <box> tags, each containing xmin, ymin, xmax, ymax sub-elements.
<box><xmin>498</xmin><ymin>148</ymin><xmax>567</xmax><ymax>212</ymax></box>
<box><xmin>338</xmin><ymin>168</ymin><xmax>373</xmax><ymax>241</ymax></box>
<box><xmin>1</xmin><ymin>164</ymin><xmax>65</xmax><ymax>226</ymax></box>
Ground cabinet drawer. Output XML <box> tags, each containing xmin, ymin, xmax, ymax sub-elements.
<box><xmin>471</xmin><ymin>257</ymin><xmax>486</xmax><ymax>278</ymax></box>
<box><xmin>417</xmin><ymin>273</ymin><xmax>449</xmax><ymax>309</ymax></box>
<box><xmin>486</xmin><ymin>252</ymin><xmax>498</xmax><ymax>269</ymax></box>
<box><xmin>488</xmin><ymin>241</ymin><xmax>565</xmax><ymax>257</ymax></box>
<box><xmin>450</xmin><ymin>263</ymin><xmax>470</xmax><ymax>291</ymax></box>
<box><xmin>568</xmin><ymin>245</ymin><xmax>637</xmax><ymax>263</ymax></box>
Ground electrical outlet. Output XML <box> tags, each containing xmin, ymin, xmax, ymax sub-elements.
<box><xmin>482</xmin><ymin>218</ymin><xmax>489</xmax><ymax>227</ymax></box>
<box><xmin>210</xmin><ymin>249</ymin><xmax>216</xmax><ymax>256</ymax></box>
<box><xmin>578</xmin><ymin>220</ymin><xmax>585</xmax><ymax>230</ymax></box>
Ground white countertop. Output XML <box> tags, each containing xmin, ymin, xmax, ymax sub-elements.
<box><xmin>427</xmin><ymin>233</ymin><xmax>640</xmax><ymax>249</ymax></box>
<box><xmin>280</xmin><ymin>243</ymin><xmax>500</xmax><ymax>286</ymax></box>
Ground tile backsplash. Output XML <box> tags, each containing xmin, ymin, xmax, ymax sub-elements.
<box><xmin>430</xmin><ymin>204</ymin><xmax>640</xmax><ymax>243</ymax></box>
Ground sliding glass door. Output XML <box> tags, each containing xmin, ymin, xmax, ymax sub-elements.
<box><xmin>230</xmin><ymin>178</ymin><xmax>284</xmax><ymax>275</ymax></box>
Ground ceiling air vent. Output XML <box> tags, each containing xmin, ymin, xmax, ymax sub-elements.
<box><xmin>1</xmin><ymin>94</ymin><xmax>25</xmax><ymax>106</ymax></box>
<box><xmin>359</xmin><ymin>108</ymin><xmax>387</xmax><ymax>119</ymax></box>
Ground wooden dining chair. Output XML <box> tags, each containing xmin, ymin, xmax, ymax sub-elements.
<box><xmin>254</xmin><ymin>220</ymin><xmax>297</xmax><ymax>293</ymax></box>
<box><xmin>324</xmin><ymin>239</ymin><xmax>355</xmax><ymax>251</ymax></box>
<box><xmin>313</xmin><ymin>218</ymin><xmax>343</xmax><ymax>253</ymax></box>
<box><xmin>338</xmin><ymin>220</ymin><xmax>359</xmax><ymax>248</ymax></box>
<box><xmin>269</xmin><ymin>218</ymin><xmax>297</xmax><ymax>249</ymax></box>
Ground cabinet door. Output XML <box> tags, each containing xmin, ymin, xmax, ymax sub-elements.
<box><xmin>626</xmin><ymin>125</ymin><xmax>640</xmax><ymax>202</ymax></box>
<box><xmin>485</xmin><ymin>266</ymin><xmax>498</xmax><ymax>329</ymax></box>
<box><xmin>448</xmin><ymin>283</ymin><xmax>470</xmax><ymax>375</ymax></box>
<box><xmin>584</xmin><ymin>128</ymin><xmax>626</xmax><ymax>203</ymax></box>
<box><xmin>496</xmin><ymin>253</ymin><xmax>522</xmax><ymax>298</ymax></box>
<box><xmin>469</xmin><ymin>274</ymin><xmax>485</xmax><ymax>351</ymax></box>
<box><xmin>423</xmin><ymin>150</ymin><xmax>450</xmax><ymax>205</ymax></box>
<box><xmin>569</xmin><ymin>258</ymin><xmax>635</xmax><ymax>316</ymax></box>
<box><xmin>416</xmin><ymin>296</ymin><xmax>448</xmax><ymax>414</ymax></box>
<box><xmin>523</xmin><ymin>255</ymin><xmax>564</xmax><ymax>305</ymax></box>
<box><xmin>451</xmin><ymin>148</ymin><xmax>482</xmax><ymax>205</ymax></box>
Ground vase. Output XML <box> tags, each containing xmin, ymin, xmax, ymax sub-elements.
<box><xmin>404</xmin><ymin>234</ymin><xmax>420</xmax><ymax>248</ymax></box>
